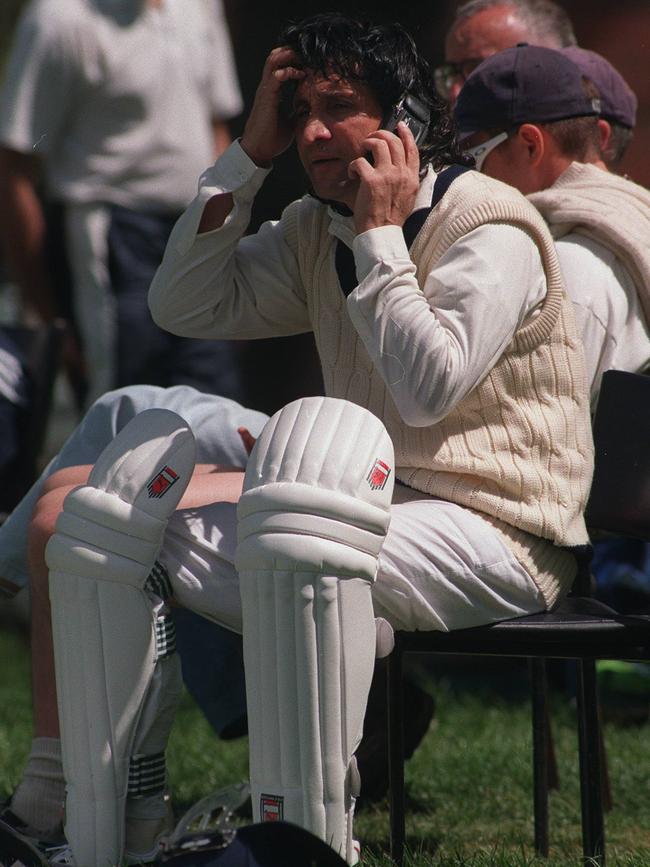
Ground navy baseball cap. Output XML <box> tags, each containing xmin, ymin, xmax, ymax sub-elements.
<box><xmin>561</xmin><ymin>46</ymin><xmax>637</xmax><ymax>129</ymax></box>
<box><xmin>455</xmin><ymin>44</ymin><xmax>601</xmax><ymax>137</ymax></box>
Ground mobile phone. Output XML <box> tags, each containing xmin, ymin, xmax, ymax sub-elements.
<box><xmin>383</xmin><ymin>92</ymin><xmax>430</xmax><ymax>146</ymax></box>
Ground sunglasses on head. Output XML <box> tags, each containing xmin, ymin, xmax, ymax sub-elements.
<box><xmin>464</xmin><ymin>130</ymin><xmax>514</xmax><ymax>171</ymax></box>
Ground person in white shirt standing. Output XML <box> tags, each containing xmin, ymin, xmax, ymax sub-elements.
<box><xmin>0</xmin><ymin>0</ymin><xmax>244</xmax><ymax>407</ymax></box>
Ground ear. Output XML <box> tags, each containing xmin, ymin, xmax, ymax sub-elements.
<box><xmin>515</xmin><ymin>123</ymin><xmax>545</xmax><ymax>167</ymax></box>
<box><xmin>597</xmin><ymin>118</ymin><xmax>612</xmax><ymax>152</ymax></box>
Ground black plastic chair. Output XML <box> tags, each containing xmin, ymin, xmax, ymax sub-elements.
<box><xmin>386</xmin><ymin>370</ymin><xmax>650</xmax><ymax>866</ymax></box>
<box><xmin>0</xmin><ymin>319</ymin><xmax>66</xmax><ymax>518</ymax></box>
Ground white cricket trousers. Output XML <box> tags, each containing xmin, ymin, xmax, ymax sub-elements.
<box><xmin>160</xmin><ymin>482</ymin><xmax>547</xmax><ymax>634</ymax></box>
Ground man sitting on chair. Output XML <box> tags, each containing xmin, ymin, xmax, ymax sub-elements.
<box><xmin>38</xmin><ymin>14</ymin><xmax>593</xmax><ymax>865</ymax></box>
<box><xmin>455</xmin><ymin>43</ymin><xmax>650</xmax><ymax>614</ymax></box>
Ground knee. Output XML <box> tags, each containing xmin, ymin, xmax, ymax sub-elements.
<box><xmin>29</xmin><ymin>487</ymin><xmax>72</xmax><ymax>558</ymax></box>
<box><xmin>42</xmin><ymin>466</ymin><xmax>91</xmax><ymax>496</ymax></box>
<box><xmin>236</xmin><ymin>397</ymin><xmax>394</xmax><ymax>581</ymax></box>
<box><xmin>93</xmin><ymin>384</ymin><xmax>166</xmax><ymax>413</ymax></box>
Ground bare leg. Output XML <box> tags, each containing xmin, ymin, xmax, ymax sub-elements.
<box><xmin>28</xmin><ymin>485</ymin><xmax>78</xmax><ymax>739</ymax></box>
<box><xmin>1</xmin><ymin>384</ymin><xmax>264</xmax><ymax>836</ymax></box>
<box><xmin>5</xmin><ymin>482</ymin><xmax>83</xmax><ymax>836</ymax></box>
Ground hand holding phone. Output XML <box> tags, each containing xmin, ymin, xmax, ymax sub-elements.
<box><xmin>352</xmin><ymin>119</ymin><xmax>422</xmax><ymax>233</ymax></box>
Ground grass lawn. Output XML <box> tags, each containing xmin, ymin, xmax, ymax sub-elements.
<box><xmin>2</xmin><ymin>624</ymin><xmax>650</xmax><ymax>866</ymax></box>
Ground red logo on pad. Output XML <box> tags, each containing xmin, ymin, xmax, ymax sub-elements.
<box><xmin>260</xmin><ymin>794</ymin><xmax>283</xmax><ymax>822</ymax></box>
<box><xmin>147</xmin><ymin>465</ymin><xmax>179</xmax><ymax>498</ymax></box>
<box><xmin>367</xmin><ymin>458</ymin><xmax>391</xmax><ymax>491</ymax></box>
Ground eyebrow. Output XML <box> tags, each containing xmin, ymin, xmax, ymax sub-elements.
<box><xmin>323</xmin><ymin>85</ymin><xmax>357</xmax><ymax>97</ymax></box>
<box><xmin>292</xmin><ymin>86</ymin><xmax>359</xmax><ymax>114</ymax></box>
<box><xmin>296</xmin><ymin>87</ymin><xmax>355</xmax><ymax>99</ymax></box>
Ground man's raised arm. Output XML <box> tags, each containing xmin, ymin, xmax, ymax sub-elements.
<box><xmin>148</xmin><ymin>48</ymin><xmax>312</xmax><ymax>342</ymax></box>
<box><xmin>197</xmin><ymin>46</ymin><xmax>304</xmax><ymax>235</ymax></box>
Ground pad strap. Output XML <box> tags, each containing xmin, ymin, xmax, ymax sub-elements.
<box><xmin>146</xmin><ymin>562</ymin><xmax>174</xmax><ymax>602</ymax></box>
<box><xmin>155</xmin><ymin>612</ymin><xmax>176</xmax><ymax>659</ymax></box>
<box><xmin>128</xmin><ymin>752</ymin><xmax>166</xmax><ymax>799</ymax></box>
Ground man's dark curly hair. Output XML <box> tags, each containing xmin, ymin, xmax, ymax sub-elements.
<box><xmin>277</xmin><ymin>13</ymin><xmax>472</xmax><ymax>172</ymax></box>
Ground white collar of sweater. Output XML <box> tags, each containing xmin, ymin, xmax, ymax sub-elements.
<box><xmin>550</xmin><ymin>160</ymin><xmax>606</xmax><ymax>188</ymax></box>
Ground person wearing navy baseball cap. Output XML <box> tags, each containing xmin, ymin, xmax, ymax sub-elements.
<box><xmin>454</xmin><ymin>42</ymin><xmax>650</xmax><ymax>626</ymax></box>
<box><xmin>455</xmin><ymin>43</ymin><xmax>602</xmax><ymax>188</ymax></box>
<box><xmin>561</xmin><ymin>46</ymin><xmax>637</xmax><ymax>166</ymax></box>
<box><xmin>453</xmin><ymin>42</ymin><xmax>649</xmax><ymax>407</ymax></box>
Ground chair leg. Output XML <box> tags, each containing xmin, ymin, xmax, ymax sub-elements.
<box><xmin>544</xmin><ymin>694</ymin><xmax>560</xmax><ymax>792</ymax></box>
<box><xmin>576</xmin><ymin>658</ymin><xmax>606</xmax><ymax>865</ymax></box>
<box><xmin>530</xmin><ymin>658</ymin><xmax>550</xmax><ymax>857</ymax></box>
<box><xmin>387</xmin><ymin>645</ymin><xmax>406</xmax><ymax>867</ymax></box>
<box><xmin>599</xmin><ymin>712</ymin><xmax>613</xmax><ymax>813</ymax></box>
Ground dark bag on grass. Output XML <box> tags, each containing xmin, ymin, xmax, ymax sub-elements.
<box><xmin>159</xmin><ymin>820</ymin><xmax>348</xmax><ymax>867</ymax></box>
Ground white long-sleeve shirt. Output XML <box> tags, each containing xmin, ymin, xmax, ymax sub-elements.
<box><xmin>149</xmin><ymin>141</ymin><xmax>547</xmax><ymax>426</ymax></box>
<box><xmin>556</xmin><ymin>233</ymin><xmax>650</xmax><ymax>409</ymax></box>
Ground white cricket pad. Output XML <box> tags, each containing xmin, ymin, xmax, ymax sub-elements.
<box><xmin>235</xmin><ymin>397</ymin><xmax>394</xmax><ymax>863</ymax></box>
<box><xmin>47</xmin><ymin>409</ymin><xmax>196</xmax><ymax>867</ymax></box>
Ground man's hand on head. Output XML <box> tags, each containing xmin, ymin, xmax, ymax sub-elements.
<box><xmin>240</xmin><ymin>47</ymin><xmax>305</xmax><ymax>168</ymax></box>
<box><xmin>349</xmin><ymin>121</ymin><xmax>421</xmax><ymax>235</ymax></box>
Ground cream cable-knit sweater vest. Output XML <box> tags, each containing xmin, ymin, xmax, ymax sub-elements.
<box><xmin>282</xmin><ymin>170</ymin><xmax>594</xmax><ymax>607</ymax></box>
<box><xmin>529</xmin><ymin>161</ymin><xmax>650</xmax><ymax>328</ymax></box>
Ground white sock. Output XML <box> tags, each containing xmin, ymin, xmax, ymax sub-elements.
<box><xmin>125</xmin><ymin>793</ymin><xmax>173</xmax><ymax>859</ymax></box>
<box><xmin>10</xmin><ymin>737</ymin><xmax>65</xmax><ymax>831</ymax></box>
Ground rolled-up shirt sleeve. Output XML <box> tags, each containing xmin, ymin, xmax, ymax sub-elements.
<box><xmin>148</xmin><ymin>140</ymin><xmax>311</xmax><ymax>339</ymax></box>
<box><xmin>346</xmin><ymin>221</ymin><xmax>547</xmax><ymax>426</ymax></box>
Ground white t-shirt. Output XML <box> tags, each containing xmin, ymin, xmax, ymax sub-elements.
<box><xmin>555</xmin><ymin>233</ymin><xmax>650</xmax><ymax>409</ymax></box>
<box><xmin>0</xmin><ymin>0</ymin><xmax>243</xmax><ymax>211</ymax></box>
